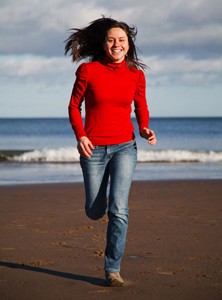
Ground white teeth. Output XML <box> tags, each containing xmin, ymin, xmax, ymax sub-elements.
<box><xmin>112</xmin><ymin>49</ymin><xmax>122</xmax><ymax>53</ymax></box>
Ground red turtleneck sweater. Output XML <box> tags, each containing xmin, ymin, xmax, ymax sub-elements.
<box><xmin>68</xmin><ymin>59</ymin><xmax>150</xmax><ymax>145</ymax></box>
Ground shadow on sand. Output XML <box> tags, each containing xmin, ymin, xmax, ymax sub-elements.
<box><xmin>0</xmin><ymin>261</ymin><xmax>105</xmax><ymax>287</ymax></box>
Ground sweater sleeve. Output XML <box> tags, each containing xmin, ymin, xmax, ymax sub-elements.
<box><xmin>134</xmin><ymin>70</ymin><xmax>150</xmax><ymax>131</ymax></box>
<box><xmin>68</xmin><ymin>63</ymin><xmax>88</xmax><ymax>141</ymax></box>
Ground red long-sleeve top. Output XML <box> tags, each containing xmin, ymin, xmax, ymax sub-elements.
<box><xmin>68</xmin><ymin>59</ymin><xmax>150</xmax><ymax>145</ymax></box>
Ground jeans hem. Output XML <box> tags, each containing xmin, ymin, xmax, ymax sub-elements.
<box><xmin>104</xmin><ymin>268</ymin><xmax>121</xmax><ymax>273</ymax></box>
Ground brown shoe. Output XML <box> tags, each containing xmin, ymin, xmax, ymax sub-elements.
<box><xmin>105</xmin><ymin>271</ymin><xmax>124</xmax><ymax>287</ymax></box>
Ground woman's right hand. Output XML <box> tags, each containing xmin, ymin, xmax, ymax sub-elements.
<box><xmin>77</xmin><ymin>136</ymin><xmax>94</xmax><ymax>158</ymax></box>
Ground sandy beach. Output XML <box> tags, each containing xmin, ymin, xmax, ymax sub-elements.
<box><xmin>0</xmin><ymin>180</ymin><xmax>221</xmax><ymax>300</ymax></box>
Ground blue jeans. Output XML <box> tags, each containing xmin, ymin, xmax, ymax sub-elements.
<box><xmin>80</xmin><ymin>140</ymin><xmax>137</xmax><ymax>273</ymax></box>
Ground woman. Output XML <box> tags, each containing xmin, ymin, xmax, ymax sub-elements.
<box><xmin>65</xmin><ymin>17</ymin><xmax>157</xmax><ymax>287</ymax></box>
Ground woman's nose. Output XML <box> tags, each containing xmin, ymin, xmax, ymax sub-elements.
<box><xmin>113</xmin><ymin>39</ymin><xmax>120</xmax><ymax>47</ymax></box>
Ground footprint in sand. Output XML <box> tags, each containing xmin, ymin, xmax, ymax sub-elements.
<box><xmin>94</xmin><ymin>250</ymin><xmax>104</xmax><ymax>257</ymax></box>
<box><xmin>188</xmin><ymin>256</ymin><xmax>211</xmax><ymax>261</ymax></box>
<box><xmin>156</xmin><ymin>267</ymin><xmax>174</xmax><ymax>275</ymax></box>
<box><xmin>76</xmin><ymin>226</ymin><xmax>94</xmax><ymax>231</ymax></box>
<box><xmin>51</xmin><ymin>242</ymin><xmax>73</xmax><ymax>248</ymax></box>
<box><xmin>27</xmin><ymin>259</ymin><xmax>53</xmax><ymax>266</ymax></box>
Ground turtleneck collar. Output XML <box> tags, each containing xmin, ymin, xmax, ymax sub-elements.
<box><xmin>102</xmin><ymin>57</ymin><xmax>126</xmax><ymax>70</ymax></box>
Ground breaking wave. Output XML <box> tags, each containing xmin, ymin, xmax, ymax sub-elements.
<box><xmin>1</xmin><ymin>148</ymin><xmax>222</xmax><ymax>163</ymax></box>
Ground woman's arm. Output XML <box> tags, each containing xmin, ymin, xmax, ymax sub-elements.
<box><xmin>68</xmin><ymin>63</ymin><xmax>88</xmax><ymax>140</ymax></box>
<box><xmin>134</xmin><ymin>71</ymin><xmax>157</xmax><ymax>146</ymax></box>
<box><xmin>69</xmin><ymin>63</ymin><xmax>95</xmax><ymax>157</ymax></box>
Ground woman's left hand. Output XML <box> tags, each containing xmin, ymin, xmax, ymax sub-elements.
<box><xmin>140</xmin><ymin>127</ymin><xmax>157</xmax><ymax>146</ymax></box>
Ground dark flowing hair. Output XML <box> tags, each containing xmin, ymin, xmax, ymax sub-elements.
<box><xmin>64</xmin><ymin>17</ymin><xmax>147</xmax><ymax>70</ymax></box>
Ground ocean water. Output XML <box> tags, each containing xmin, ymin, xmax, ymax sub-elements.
<box><xmin>0</xmin><ymin>117</ymin><xmax>222</xmax><ymax>185</ymax></box>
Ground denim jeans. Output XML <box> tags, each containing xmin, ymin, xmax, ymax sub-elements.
<box><xmin>80</xmin><ymin>140</ymin><xmax>137</xmax><ymax>273</ymax></box>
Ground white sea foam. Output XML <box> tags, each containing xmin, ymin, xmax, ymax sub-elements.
<box><xmin>10</xmin><ymin>147</ymin><xmax>80</xmax><ymax>163</ymax></box>
<box><xmin>9</xmin><ymin>148</ymin><xmax>222</xmax><ymax>163</ymax></box>
<box><xmin>138</xmin><ymin>149</ymin><xmax>222</xmax><ymax>162</ymax></box>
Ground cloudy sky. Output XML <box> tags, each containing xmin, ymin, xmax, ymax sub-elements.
<box><xmin>0</xmin><ymin>0</ymin><xmax>222</xmax><ymax>117</ymax></box>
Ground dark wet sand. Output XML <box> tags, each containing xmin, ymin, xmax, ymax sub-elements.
<box><xmin>0</xmin><ymin>180</ymin><xmax>222</xmax><ymax>300</ymax></box>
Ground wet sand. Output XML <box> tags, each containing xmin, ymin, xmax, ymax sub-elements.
<box><xmin>0</xmin><ymin>180</ymin><xmax>222</xmax><ymax>300</ymax></box>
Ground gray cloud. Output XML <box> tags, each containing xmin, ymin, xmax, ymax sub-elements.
<box><xmin>0</xmin><ymin>0</ymin><xmax>222</xmax><ymax>88</ymax></box>
<box><xmin>1</xmin><ymin>0</ymin><xmax>222</xmax><ymax>58</ymax></box>
<box><xmin>1</xmin><ymin>54</ymin><xmax>221</xmax><ymax>88</ymax></box>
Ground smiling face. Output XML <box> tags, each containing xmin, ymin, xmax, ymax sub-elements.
<box><xmin>103</xmin><ymin>27</ymin><xmax>129</xmax><ymax>63</ymax></box>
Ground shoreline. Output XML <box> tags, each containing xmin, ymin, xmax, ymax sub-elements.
<box><xmin>1</xmin><ymin>161</ymin><xmax>222</xmax><ymax>186</ymax></box>
<box><xmin>0</xmin><ymin>177</ymin><xmax>222</xmax><ymax>188</ymax></box>
<box><xmin>0</xmin><ymin>180</ymin><xmax>221</xmax><ymax>299</ymax></box>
